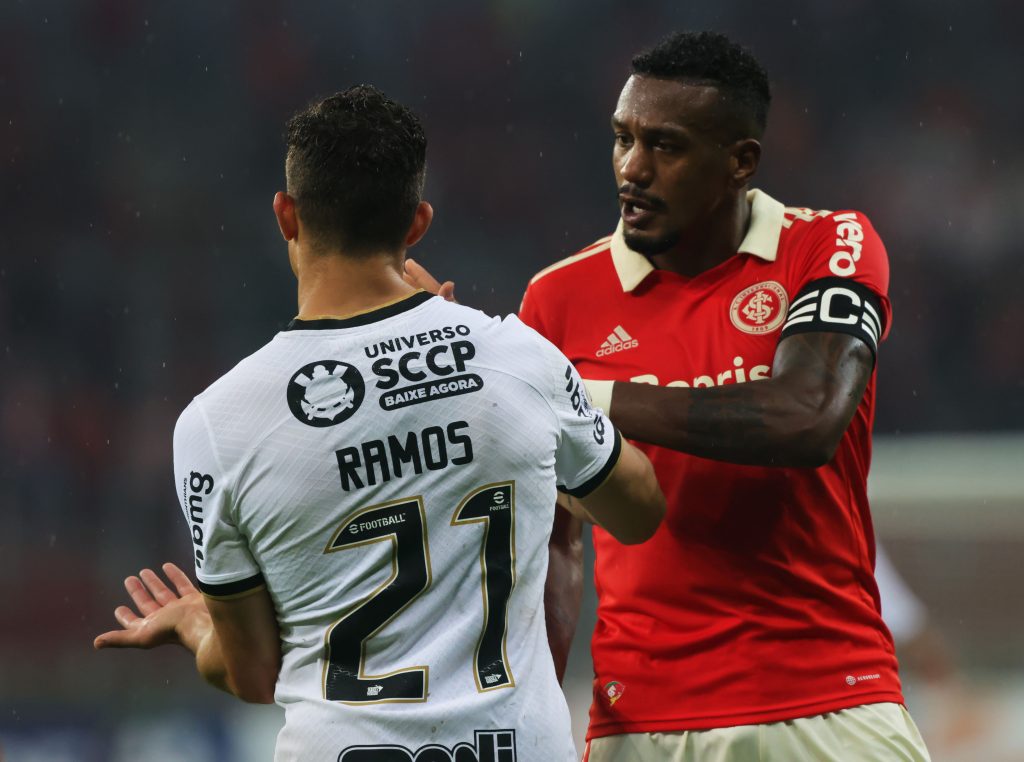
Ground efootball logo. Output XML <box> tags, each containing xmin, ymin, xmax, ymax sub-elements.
<box><xmin>287</xmin><ymin>360</ymin><xmax>365</xmax><ymax>427</ymax></box>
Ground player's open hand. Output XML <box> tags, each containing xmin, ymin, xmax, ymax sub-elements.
<box><xmin>94</xmin><ymin>563</ymin><xmax>208</xmax><ymax>651</ymax></box>
<box><xmin>403</xmin><ymin>258</ymin><xmax>457</xmax><ymax>302</ymax></box>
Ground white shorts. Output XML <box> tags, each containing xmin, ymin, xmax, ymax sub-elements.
<box><xmin>583</xmin><ymin>703</ymin><xmax>931</xmax><ymax>762</ymax></box>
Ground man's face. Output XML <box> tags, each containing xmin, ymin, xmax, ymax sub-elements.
<box><xmin>612</xmin><ymin>75</ymin><xmax>736</xmax><ymax>255</ymax></box>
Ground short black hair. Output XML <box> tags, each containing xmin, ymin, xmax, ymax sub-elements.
<box><xmin>632</xmin><ymin>31</ymin><xmax>771</xmax><ymax>139</ymax></box>
<box><xmin>285</xmin><ymin>85</ymin><xmax>427</xmax><ymax>255</ymax></box>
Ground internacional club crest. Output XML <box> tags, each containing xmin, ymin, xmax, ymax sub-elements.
<box><xmin>287</xmin><ymin>360</ymin><xmax>365</xmax><ymax>427</ymax></box>
<box><xmin>729</xmin><ymin>280</ymin><xmax>789</xmax><ymax>335</ymax></box>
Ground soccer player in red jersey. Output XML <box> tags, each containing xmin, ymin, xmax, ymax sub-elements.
<box><xmin>519</xmin><ymin>31</ymin><xmax>931</xmax><ymax>761</ymax></box>
<box><xmin>407</xmin><ymin>29</ymin><xmax>931</xmax><ymax>761</ymax></box>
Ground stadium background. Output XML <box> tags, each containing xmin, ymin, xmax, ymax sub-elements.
<box><xmin>2</xmin><ymin>0</ymin><xmax>1023</xmax><ymax>759</ymax></box>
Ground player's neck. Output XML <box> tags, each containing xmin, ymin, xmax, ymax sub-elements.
<box><xmin>294</xmin><ymin>250</ymin><xmax>417</xmax><ymax>320</ymax></box>
<box><xmin>650</xmin><ymin>191</ymin><xmax>751</xmax><ymax>278</ymax></box>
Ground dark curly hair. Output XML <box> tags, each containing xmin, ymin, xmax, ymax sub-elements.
<box><xmin>285</xmin><ymin>85</ymin><xmax>427</xmax><ymax>256</ymax></box>
<box><xmin>632</xmin><ymin>31</ymin><xmax>771</xmax><ymax>140</ymax></box>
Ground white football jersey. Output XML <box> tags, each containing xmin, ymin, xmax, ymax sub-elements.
<box><xmin>172</xmin><ymin>291</ymin><xmax>620</xmax><ymax>762</ymax></box>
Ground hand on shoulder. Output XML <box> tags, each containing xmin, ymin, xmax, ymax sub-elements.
<box><xmin>403</xmin><ymin>258</ymin><xmax>457</xmax><ymax>302</ymax></box>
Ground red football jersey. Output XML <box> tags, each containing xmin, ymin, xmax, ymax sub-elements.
<box><xmin>519</xmin><ymin>190</ymin><xmax>904</xmax><ymax>737</ymax></box>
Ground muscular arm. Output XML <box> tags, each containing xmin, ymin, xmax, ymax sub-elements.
<box><xmin>544</xmin><ymin>507</ymin><xmax>584</xmax><ymax>684</ymax></box>
<box><xmin>606</xmin><ymin>332</ymin><xmax>873</xmax><ymax>467</ymax></box>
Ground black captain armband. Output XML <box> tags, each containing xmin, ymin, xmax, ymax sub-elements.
<box><xmin>780</xmin><ymin>277</ymin><xmax>886</xmax><ymax>358</ymax></box>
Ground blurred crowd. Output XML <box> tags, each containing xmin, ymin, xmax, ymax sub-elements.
<box><xmin>2</xmin><ymin>0</ymin><xmax>1022</xmax><ymax>743</ymax></box>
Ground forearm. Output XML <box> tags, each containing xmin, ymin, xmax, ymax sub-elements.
<box><xmin>177</xmin><ymin>609</ymin><xmax>234</xmax><ymax>696</ymax></box>
<box><xmin>544</xmin><ymin>512</ymin><xmax>584</xmax><ymax>683</ymax></box>
<box><xmin>600</xmin><ymin>333</ymin><xmax>873</xmax><ymax>467</ymax></box>
<box><xmin>609</xmin><ymin>378</ymin><xmax>836</xmax><ymax>467</ymax></box>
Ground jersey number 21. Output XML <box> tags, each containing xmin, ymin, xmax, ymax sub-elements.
<box><xmin>322</xmin><ymin>482</ymin><xmax>516</xmax><ymax>703</ymax></box>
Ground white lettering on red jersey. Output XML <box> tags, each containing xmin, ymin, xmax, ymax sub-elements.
<box><xmin>520</xmin><ymin>189</ymin><xmax>902</xmax><ymax>738</ymax></box>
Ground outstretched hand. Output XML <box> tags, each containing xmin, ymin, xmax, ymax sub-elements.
<box><xmin>94</xmin><ymin>563</ymin><xmax>208</xmax><ymax>651</ymax></box>
<box><xmin>403</xmin><ymin>258</ymin><xmax>457</xmax><ymax>302</ymax></box>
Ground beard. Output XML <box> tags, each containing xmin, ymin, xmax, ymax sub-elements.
<box><xmin>622</xmin><ymin>227</ymin><xmax>681</xmax><ymax>256</ymax></box>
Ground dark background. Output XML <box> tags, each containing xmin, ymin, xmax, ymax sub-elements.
<box><xmin>2</xmin><ymin>1</ymin><xmax>1022</xmax><ymax>759</ymax></box>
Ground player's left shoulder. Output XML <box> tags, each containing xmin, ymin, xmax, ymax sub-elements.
<box><xmin>781</xmin><ymin>204</ymin><xmax>888</xmax><ymax>279</ymax></box>
<box><xmin>783</xmin><ymin>204</ymin><xmax>881</xmax><ymax>234</ymax></box>
<box><xmin>783</xmin><ymin>204</ymin><xmax>878</xmax><ymax>236</ymax></box>
<box><xmin>476</xmin><ymin>312</ymin><xmax>561</xmax><ymax>371</ymax></box>
<box><xmin>480</xmin><ymin>313</ymin><xmax>574</xmax><ymax>397</ymax></box>
<box><xmin>429</xmin><ymin>296</ymin><xmax>503</xmax><ymax>331</ymax></box>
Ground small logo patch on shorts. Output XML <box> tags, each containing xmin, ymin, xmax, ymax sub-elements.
<box><xmin>603</xmin><ymin>680</ymin><xmax>625</xmax><ymax>706</ymax></box>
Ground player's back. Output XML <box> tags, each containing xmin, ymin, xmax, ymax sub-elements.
<box><xmin>173</xmin><ymin>291</ymin><xmax>608</xmax><ymax>762</ymax></box>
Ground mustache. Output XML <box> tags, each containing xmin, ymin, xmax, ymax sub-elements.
<box><xmin>617</xmin><ymin>185</ymin><xmax>666</xmax><ymax>210</ymax></box>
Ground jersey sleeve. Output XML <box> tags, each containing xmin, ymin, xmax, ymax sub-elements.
<box><xmin>519</xmin><ymin>279</ymin><xmax>619</xmax><ymax>495</ymax></box>
<box><xmin>546</xmin><ymin>347</ymin><xmax>622</xmax><ymax>498</ymax></box>
<box><xmin>519</xmin><ymin>279</ymin><xmax>554</xmax><ymax>342</ymax></box>
<box><xmin>780</xmin><ymin>210</ymin><xmax>892</xmax><ymax>359</ymax></box>
<box><xmin>173</xmin><ymin>401</ymin><xmax>264</xmax><ymax>598</ymax></box>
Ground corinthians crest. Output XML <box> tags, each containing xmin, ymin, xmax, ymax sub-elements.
<box><xmin>729</xmin><ymin>280</ymin><xmax>789</xmax><ymax>335</ymax></box>
<box><xmin>287</xmin><ymin>360</ymin><xmax>365</xmax><ymax>427</ymax></box>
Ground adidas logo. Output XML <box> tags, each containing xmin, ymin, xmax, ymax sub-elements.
<box><xmin>596</xmin><ymin>326</ymin><xmax>639</xmax><ymax>357</ymax></box>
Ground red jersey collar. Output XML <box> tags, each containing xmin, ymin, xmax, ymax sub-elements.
<box><xmin>610</xmin><ymin>188</ymin><xmax>787</xmax><ymax>292</ymax></box>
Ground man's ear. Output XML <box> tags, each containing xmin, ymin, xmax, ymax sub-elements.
<box><xmin>404</xmin><ymin>201</ymin><xmax>434</xmax><ymax>248</ymax></box>
<box><xmin>729</xmin><ymin>139</ymin><xmax>761</xmax><ymax>188</ymax></box>
<box><xmin>273</xmin><ymin>192</ymin><xmax>299</xmax><ymax>241</ymax></box>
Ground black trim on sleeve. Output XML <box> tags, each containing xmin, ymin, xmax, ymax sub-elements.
<box><xmin>558</xmin><ymin>427</ymin><xmax>623</xmax><ymax>499</ymax></box>
<box><xmin>284</xmin><ymin>291</ymin><xmax>434</xmax><ymax>331</ymax></box>
<box><xmin>197</xmin><ymin>572</ymin><xmax>266</xmax><ymax>599</ymax></box>
<box><xmin>779</xmin><ymin>277</ymin><xmax>886</xmax><ymax>360</ymax></box>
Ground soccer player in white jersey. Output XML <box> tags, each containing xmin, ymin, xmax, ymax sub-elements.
<box><xmin>93</xmin><ymin>86</ymin><xmax>665</xmax><ymax>762</ymax></box>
